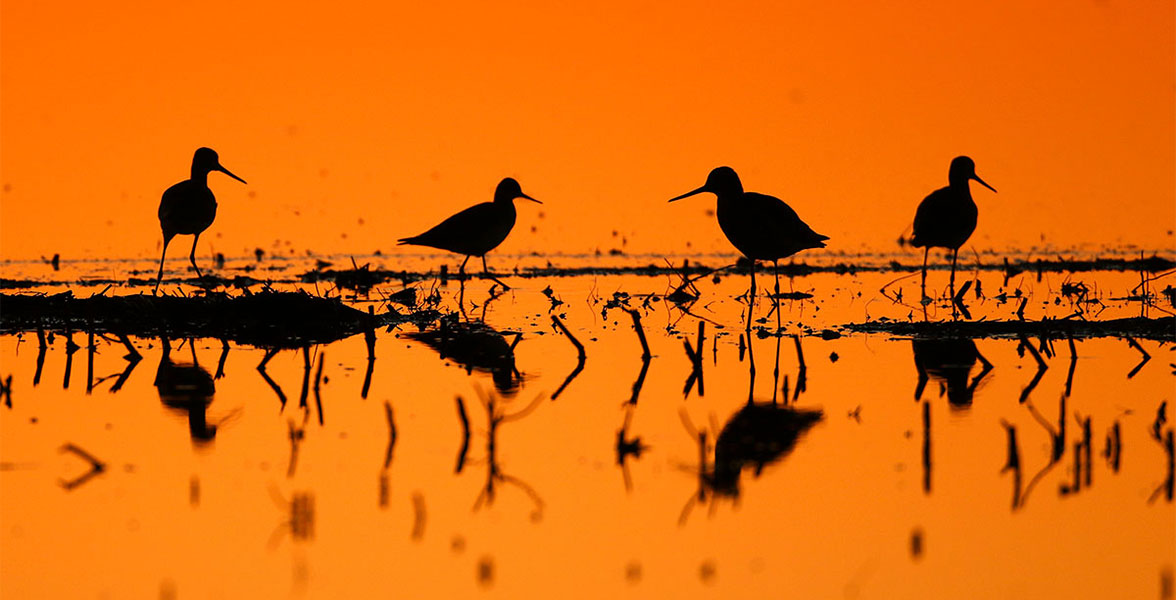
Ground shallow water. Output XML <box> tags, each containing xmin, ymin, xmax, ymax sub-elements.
<box><xmin>1</xmin><ymin>251</ymin><xmax>1173</xmax><ymax>598</ymax></box>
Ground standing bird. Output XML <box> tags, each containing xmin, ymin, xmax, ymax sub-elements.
<box><xmin>398</xmin><ymin>177</ymin><xmax>540</xmax><ymax>289</ymax></box>
<box><xmin>910</xmin><ymin>156</ymin><xmax>997</xmax><ymax>297</ymax></box>
<box><xmin>669</xmin><ymin>166</ymin><xmax>828</xmax><ymax>298</ymax></box>
<box><xmin>154</xmin><ymin>148</ymin><xmax>247</xmax><ymax>294</ymax></box>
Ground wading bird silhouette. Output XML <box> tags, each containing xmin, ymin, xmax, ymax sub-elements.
<box><xmin>910</xmin><ymin>156</ymin><xmax>997</xmax><ymax>298</ymax></box>
<box><xmin>398</xmin><ymin>178</ymin><xmax>539</xmax><ymax>290</ymax></box>
<box><xmin>669</xmin><ymin>167</ymin><xmax>828</xmax><ymax>299</ymax></box>
<box><xmin>154</xmin><ymin>148</ymin><xmax>247</xmax><ymax>294</ymax></box>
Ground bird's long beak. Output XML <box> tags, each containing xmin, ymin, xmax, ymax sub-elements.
<box><xmin>972</xmin><ymin>174</ymin><xmax>996</xmax><ymax>193</ymax></box>
<box><xmin>669</xmin><ymin>185</ymin><xmax>708</xmax><ymax>202</ymax></box>
<box><xmin>216</xmin><ymin>163</ymin><xmax>248</xmax><ymax>185</ymax></box>
<box><xmin>521</xmin><ymin>192</ymin><xmax>541</xmax><ymax>204</ymax></box>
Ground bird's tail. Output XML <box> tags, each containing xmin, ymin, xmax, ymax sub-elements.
<box><xmin>396</xmin><ymin>237</ymin><xmax>416</xmax><ymax>246</ymax></box>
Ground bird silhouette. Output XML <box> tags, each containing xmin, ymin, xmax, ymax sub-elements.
<box><xmin>154</xmin><ymin>148</ymin><xmax>247</xmax><ymax>294</ymax></box>
<box><xmin>398</xmin><ymin>177</ymin><xmax>539</xmax><ymax>289</ymax></box>
<box><xmin>910</xmin><ymin>156</ymin><xmax>996</xmax><ymax>297</ymax></box>
<box><xmin>670</xmin><ymin>166</ymin><xmax>828</xmax><ymax>298</ymax></box>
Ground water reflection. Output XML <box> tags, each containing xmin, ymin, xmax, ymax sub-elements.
<box><xmin>154</xmin><ymin>337</ymin><xmax>219</xmax><ymax>445</ymax></box>
<box><xmin>406</xmin><ymin>315</ymin><xmax>523</xmax><ymax>396</ymax></box>
<box><xmin>912</xmin><ymin>338</ymin><xmax>992</xmax><ymax>408</ymax></box>
<box><xmin>680</xmin><ymin>313</ymin><xmax>822</xmax><ymax>522</ymax></box>
<box><xmin>460</xmin><ymin>390</ymin><xmax>545</xmax><ymax>519</ymax></box>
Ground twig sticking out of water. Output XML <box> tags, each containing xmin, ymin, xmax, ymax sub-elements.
<box><xmin>551</xmin><ymin>316</ymin><xmax>586</xmax><ymax>400</ymax></box>
<box><xmin>1064</xmin><ymin>338</ymin><xmax>1078</xmax><ymax>397</ymax></box>
<box><xmin>627</xmin><ymin>309</ymin><xmax>651</xmax><ymax>359</ymax></box>
<box><xmin>1017</xmin><ymin>335</ymin><xmax>1049</xmax><ymax>404</ymax></box>
<box><xmin>258</xmin><ymin>348</ymin><xmax>288</xmax><ymax>410</ymax></box>
<box><xmin>85</xmin><ymin>330</ymin><xmax>95</xmax><ymax>395</ymax></box>
<box><xmin>362</xmin><ymin>307</ymin><xmax>377</xmax><ymax>400</ymax></box>
<box><xmin>313</xmin><ymin>351</ymin><xmax>325</xmax><ymax>426</ymax></box>
<box><xmin>63</xmin><ymin>330</ymin><xmax>79</xmax><ymax>390</ymax></box>
<box><xmin>33</xmin><ymin>326</ymin><xmax>47</xmax><ymax>387</ymax></box>
<box><xmin>792</xmin><ymin>335</ymin><xmax>807</xmax><ymax>402</ymax></box>
<box><xmin>551</xmin><ymin>315</ymin><xmax>585</xmax><ymax>359</ymax></box>
<box><xmin>1125</xmin><ymin>337</ymin><xmax>1151</xmax><ymax>379</ymax></box>
<box><xmin>212</xmin><ymin>339</ymin><xmax>229</xmax><ymax>380</ymax></box>
<box><xmin>682</xmin><ymin>322</ymin><xmax>706</xmax><ymax>398</ymax></box>
<box><xmin>298</xmin><ymin>346</ymin><xmax>311</xmax><ymax>410</ymax></box>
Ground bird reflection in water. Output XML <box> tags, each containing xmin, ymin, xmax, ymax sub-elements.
<box><xmin>679</xmin><ymin>322</ymin><xmax>822</xmax><ymax>522</ymax></box>
<box><xmin>154</xmin><ymin>337</ymin><xmax>232</xmax><ymax>445</ymax></box>
<box><xmin>406</xmin><ymin>314</ymin><xmax>523</xmax><ymax>396</ymax></box>
<box><xmin>912</xmin><ymin>337</ymin><xmax>993</xmax><ymax>409</ymax></box>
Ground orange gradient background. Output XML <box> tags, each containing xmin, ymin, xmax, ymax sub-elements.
<box><xmin>2</xmin><ymin>1</ymin><xmax>1173</xmax><ymax>263</ymax></box>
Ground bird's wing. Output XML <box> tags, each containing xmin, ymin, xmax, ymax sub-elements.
<box><xmin>399</xmin><ymin>202</ymin><xmax>505</xmax><ymax>254</ymax></box>
<box><xmin>744</xmin><ymin>192</ymin><xmax>827</xmax><ymax>242</ymax></box>
<box><xmin>911</xmin><ymin>186</ymin><xmax>951</xmax><ymax>243</ymax></box>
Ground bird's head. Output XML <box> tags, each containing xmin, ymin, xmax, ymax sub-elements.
<box><xmin>948</xmin><ymin>156</ymin><xmax>995</xmax><ymax>193</ymax></box>
<box><xmin>494</xmin><ymin>177</ymin><xmax>540</xmax><ymax>204</ymax></box>
<box><xmin>669</xmin><ymin>166</ymin><xmax>744</xmax><ymax>202</ymax></box>
<box><xmin>193</xmin><ymin>147</ymin><xmax>247</xmax><ymax>184</ymax></box>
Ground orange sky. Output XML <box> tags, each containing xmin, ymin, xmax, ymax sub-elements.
<box><xmin>2</xmin><ymin>1</ymin><xmax>1173</xmax><ymax>261</ymax></box>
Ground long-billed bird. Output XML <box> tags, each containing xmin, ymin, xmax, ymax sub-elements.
<box><xmin>669</xmin><ymin>166</ymin><xmax>828</xmax><ymax>298</ymax></box>
<box><xmin>910</xmin><ymin>156</ymin><xmax>997</xmax><ymax>297</ymax></box>
<box><xmin>398</xmin><ymin>177</ymin><xmax>540</xmax><ymax>289</ymax></box>
<box><xmin>154</xmin><ymin>148</ymin><xmax>247</xmax><ymax>294</ymax></box>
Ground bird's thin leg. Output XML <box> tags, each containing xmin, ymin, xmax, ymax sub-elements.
<box><xmin>458</xmin><ymin>256</ymin><xmax>470</xmax><ymax>281</ymax></box>
<box><xmin>189</xmin><ymin>233</ymin><xmax>203</xmax><ymax>279</ymax></box>
<box><xmin>481</xmin><ymin>256</ymin><xmax>511</xmax><ymax>290</ymax></box>
<box><xmin>773</xmin><ymin>259</ymin><xmax>781</xmax><ymax>298</ymax></box>
<box><xmin>154</xmin><ymin>235</ymin><xmax>173</xmax><ymax>295</ymax></box>
<box><xmin>949</xmin><ymin>248</ymin><xmax>959</xmax><ymax>298</ymax></box>
<box><xmin>921</xmin><ymin>248</ymin><xmax>929</xmax><ymax>300</ymax></box>
<box><xmin>749</xmin><ymin>261</ymin><xmax>757</xmax><ymax>305</ymax></box>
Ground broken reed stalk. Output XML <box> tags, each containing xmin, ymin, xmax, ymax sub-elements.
<box><xmin>627</xmin><ymin>309</ymin><xmax>651</xmax><ymax>359</ymax></box>
<box><xmin>551</xmin><ymin>315</ymin><xmax>586</xmax><ymax>359</ymax></box>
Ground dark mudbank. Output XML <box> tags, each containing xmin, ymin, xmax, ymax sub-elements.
<box><xmin>0</xmin><ymin>291</ymin><xmax>388</xmax><ymax>348</ymax></box>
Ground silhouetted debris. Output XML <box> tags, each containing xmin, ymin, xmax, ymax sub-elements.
<box><xmin>411</xmin><ymin>492</ymin><xmax>426</xmax><ymax>541</ymax></box>
<box><xmin>0</xmin><ymin>278</ymin><xmax>41</xmax><ymax>289</ymax></box>
<box><xmin>682</xmin><ymin>322</ymin><xmax>705</xmax><ymax>398</ymax></box>
<box><xmin>59</xmin><ymin>443</ymin><xmax>106</xmax><ymax>491</ymax></box>
<box><xmin>541</xmin><ymin>286</ymin><xmax>564</xmax><ymax>311</ymax></box>
<box><xmin>455</xmin><ymin>396</ymin><xmax>471</xmax><ymax>473</ymax></box>
<box><xmin>1125</xmin><ymin>336</ymin><xmax>1152</xmax><ymax>378</ymax></box>
<box><xmin>1</xmin><ymin>290</ymin><xmax>401</xmax><ymax>348</ymax></box>
<box><xmin>910</xmin><ymin>528</ymin><xmax>925</xmax><ymax>560</ymax></box>
<box><xmin>550</xmin><ymin>315</ymin><xmax>586</xmax><ymax>400</ymax></box>
<box><xmin>922</xmin><ymin>401</ymin><xmax>932</xmax><ymax>494</ymax></box>
<box><xmin>845</xmin><ymin>316</ymin><xmax>1174</xmax><ymax>341</ymax></box>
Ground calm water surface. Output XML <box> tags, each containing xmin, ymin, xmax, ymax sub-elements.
<box><xmin>1</xmin><ymin>251</ymin><xmax>1173</xmax><ymax>598</ymax></box>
